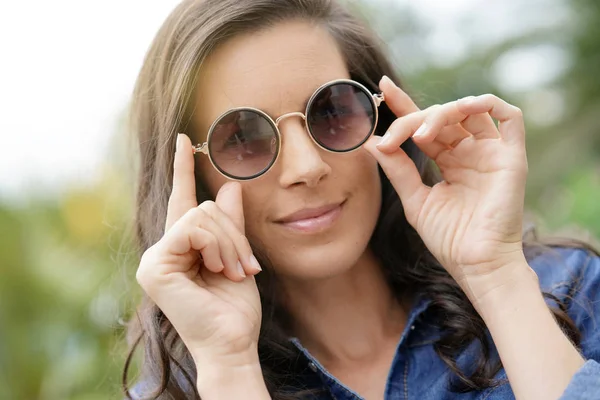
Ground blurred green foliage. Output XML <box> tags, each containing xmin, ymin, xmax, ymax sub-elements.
<box><xmin>354</xmin><ymin>0</ymin><xmax>600</xmax><ymax>239</ymax></box>
<box><xmin>1</xmin><ymin>0</ymin><xmax>598</xmax><ymax>398</ymax></box>
<box><xmin>0</xmin><ymin>169</ymin><xmax>137</xmax><ymax>399</ymax></box>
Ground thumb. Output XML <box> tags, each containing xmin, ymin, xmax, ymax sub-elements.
<box><xmin>215</xmin><ymin>181</ymin><xmax>245</xmax><ymax>234</ymax></box>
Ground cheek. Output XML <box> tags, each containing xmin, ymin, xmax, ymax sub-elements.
<box><xmin>239</xmin><ymin>181</ymin><xmax>273</xmax><ymax>235</ymax></box>
<box><xmin>336</xmin><ymin>149</ymin><xmax>380</xmax><ymax>187</ymax></box>
<box><xmin>338</xmin><ymin>150</ymin><xmax>382</xmax><ymax>223</ymax></box>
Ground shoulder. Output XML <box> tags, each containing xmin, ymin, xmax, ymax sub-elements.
<box><xmin>528</xmin><ymin>244</ymin><xmax>600</xmax><ymax>357</ymax></box>
<box><xmin>528</xmin><ymin>245</ymin><xmax>599</xmax><ymax>293</ymax></box>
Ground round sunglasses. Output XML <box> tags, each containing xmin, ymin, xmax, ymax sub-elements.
<box><xmin>188</xmin><ymin>79</ymin><xmax>385</xmax><ymax>180</ymax></box>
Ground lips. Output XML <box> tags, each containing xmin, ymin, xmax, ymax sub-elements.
<box><xmin>277</xmin><ymin>202</ymin><xmax>344</xmax><ymax>223</ymax></box>
<box><xmin>274</xmin><ymin>200</ymin><xmax>346</xmax><ymax>234</ymax></box>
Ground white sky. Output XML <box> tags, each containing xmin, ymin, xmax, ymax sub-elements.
<box><xmin>0</xmin><ymin>0</ymin><xmax>566</xmax><ymax>203</ymax></box>
<box><xmin>0</xmin><ymin>0</ymin><xmax>183</xmax><ymax>202</ymax></box>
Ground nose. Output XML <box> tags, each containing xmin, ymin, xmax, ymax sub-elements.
<box><xmin>275</xmin><ymin>114</ymin><xmax>331</xmax><ymax>188</ymax></box>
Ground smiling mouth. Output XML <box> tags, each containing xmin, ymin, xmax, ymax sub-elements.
<box><xmin>276</xmin><ymin>200</ymin><xmax>346</xmax><ymax>234</ymax></box>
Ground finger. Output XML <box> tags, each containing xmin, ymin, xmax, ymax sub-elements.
<box><xmin>160</xmin><ymin>208</ymin><xmax>224</xmax><ymax>273</ymax></box>
<box><xmin>379</xmin><ymin>97</ymin><xmax>506</xmax><ymax>151</ymax></box>
<box><xmin>405</xmin><ymin>102</ymin><xmax>503</xmax><ymax>159</ymax></box>
<box><xmin>376</xmin><ymin>108</ymin><xmax>427</xmax><ymax>151</ymax></box>
<box><xmin>137</xmin><ymin>242</ymin><xmax>212</xmax><ymax>305</ymax></box>
<box><xmin>407</xmin><ymin>101</ymin><xmax>469</xmax><ymax>145</ymax></box>
<box><xmin>434</xmin><ymin>124</ymin><xmax>471</xmax><ymax>149</ymax></box>
<box><xmin>459</xmin><ymin>111</ymin><xmax>499</xmax><ymax>140</ymax></box>
<box><xmin>188</xmin><ymin>228</ymin><xmax>224</xmax><ymax>275</ymax></box>
<box><xmin>457</xmin><ymin>94</ymin><xmax>525</xmax><ymax>145</ymax></box>
<box><xmin>215</xmin><ymin>182</ymin><xmax>245</xmax><ymax>234</ymax></box>
<box><xmin>201</xmin><ymin>201</ymin><xmax>262</xmax><ymax>276</ymax></box>
<box><xmin>137</xmin><ymin>227</ymin><xmax>218</xmax><ymax>302</ymax></box>
<box><xmin>197</xmin><ymin>203</ymin><xmax>248</xmax><ymax>281</ymax></box>
<box><xmin>166</xmin><ymin>133</ymin><xmax>198</xmax><ymax>231</ymax></box>
<box><xmin>379</xmin><ymin>75</ymin><xmax>420</xmax><ymax>116</ymax></box>
<box><xmin>363</xmin><ymin>136</ymin><xmax>430</xmax><ymax>227</ymax></box>
<box><xmin>375</xmin><ymin>109</ymin><xmax>448</xmax><ymax>160</ymax></box>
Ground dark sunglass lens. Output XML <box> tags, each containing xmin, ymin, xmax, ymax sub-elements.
<box><xmin>307</xmin><ymin>82</ymin><xmax>375</xmax><ymax>151</ymax></box>
<box><xmin>209</xmin><ymin>110</ymin><xmax>278</xmax><ymax>179</ymax></box>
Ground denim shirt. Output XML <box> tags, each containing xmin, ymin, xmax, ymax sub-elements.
<box><xmin>289</xmin><ymin>248</ymin><xmax>600</xmax><ymax>400</ymax></box>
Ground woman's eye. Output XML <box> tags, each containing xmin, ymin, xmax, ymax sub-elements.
<box><xmin>315</xmin><ymin>107</ymin><xmax>335</xmax><ymax>118</ymax></box>
<box><xmin>224</xmin><ymin>131</ymin><xmax>246</xmax><ymax>147</ymax></box>
<box><xmin>337</xmin><ymin>106</ymin><xmax>352</xmax><ymax>115</ymax></box>
<box><xmin>315</xmin><ymin>105</ymin><xmax>352</xmax><ymax>118</ymax></box>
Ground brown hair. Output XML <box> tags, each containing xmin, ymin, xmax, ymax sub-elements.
<box><xmin>122</xmin><ymin>0</ymin><xmax>586</xmax><ymax>398</ymax></box>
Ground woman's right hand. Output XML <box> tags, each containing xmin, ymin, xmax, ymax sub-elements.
<box><xmin>135</xmin><ymin>133</ymin><xmax>263</xmax><ymax>369</ymax></box>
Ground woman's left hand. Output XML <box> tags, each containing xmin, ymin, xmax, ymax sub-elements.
<box><xmin>363</xmin><ymin>76</ymin><xmax>532</xmax><ymax>304</ymax></box>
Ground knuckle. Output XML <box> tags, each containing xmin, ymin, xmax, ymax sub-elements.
<box><xmin>206</xmin><ymin>230</ymin><xmax>219</xmax><ymax>248</ymax></box>
<box><xmin>199</xmin><ymin>200</ymin><xmax>218</xmax><ymax>213</ymax></box>
<box><xmin>424</xmin><ymin>104</ymin><xmax>443</xmax><ymax>122</ymax></box>
<box><xmin>136</xmin><ymin>247</ymin><xmax>157</xmax><ymax>289</ymax></box>
<box><xmin>388</xmin><ymin>117</ymin><xmax>404</xmax><ymax>133</ymax></box>
<box><xmin>480</xmin><ymin>93</ymin><xmax>496</xmax><ymax>102</ymax></box>
<box><xmin>135</xmin><ymin>266</ymin><xmax>145</xmax><ymax>286</ymax></box>
<box><xmin>222</xmin><ymin>235</ymin><xmax>237</xmax><ymax>256</ymax></box>
<box><xmin>135</xmin><ymin>268</ymin><xmax>150</xmax><ymax>289</ymax></box>
<box><xmin>181</xmin><ymin>205</ymin><xmax>199</xmax><ymax>219</ymax></box>
<box><xmin>511</xmin><ymin>105</ymin><xmax>523</xmax><ymax>118</ymax></box>
<box><xmin>427</xmin><ymin>104</ymin><xmax>442</xmax><ymax>114</ymax></box>
<box><xmin>193</xmin><ymin>206</ymin><xmax>210</xmax><ymax>221</ymax></box>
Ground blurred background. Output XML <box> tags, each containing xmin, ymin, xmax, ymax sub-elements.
<box><xmin>0</xmin><ymin>0</ymin><xmax>598</xmax><ymax>398</ymax></box>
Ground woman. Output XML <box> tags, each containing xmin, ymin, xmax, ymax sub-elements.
<box><xmin>123</xmin><ymin>0</ymin><xmax>600</xmax><ymax>398</ymax></box>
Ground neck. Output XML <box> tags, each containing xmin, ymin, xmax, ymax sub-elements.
<box><xmin>281</xmin><ymin>248</ymin><xmax>408</xmax><ymax>367</ymax></box>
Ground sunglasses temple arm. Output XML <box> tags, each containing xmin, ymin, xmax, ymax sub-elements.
<box><xmin>192</xmin><ymin>142</ymin><xmax>209</xmax><ymax>155</ymax></box>
<box><xmin>373</xmin><ymin>93</ymin><xmax>385</xmax><ymax>107</ymax></box>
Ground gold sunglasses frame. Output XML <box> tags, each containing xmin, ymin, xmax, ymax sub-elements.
<box><xmin>188</xmin><ymin>78</ymin><xmax>385</xmax><ymax>181</ymax></box>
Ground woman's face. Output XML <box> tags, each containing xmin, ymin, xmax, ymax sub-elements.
<box><xmin>193</xmin><ymin>20</ymin><xmax>381</xmax><ymax>280</ymax></box>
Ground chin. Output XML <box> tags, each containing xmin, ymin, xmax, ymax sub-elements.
<box><xmin>273</xmin><ymin>234</ymin><xmax>372</xmax><ymax>281</ymax></box>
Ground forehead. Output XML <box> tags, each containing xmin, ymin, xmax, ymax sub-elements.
<box><xmin>194</xmin><ymin>20</ymin><xmax>350</xmax><ymax>135</ymax></box>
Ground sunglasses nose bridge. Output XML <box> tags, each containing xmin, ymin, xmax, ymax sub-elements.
<box><xmin>274</xmin><ymin>111</ymin><xmax>307</xmax><ymax>128</ymax></box>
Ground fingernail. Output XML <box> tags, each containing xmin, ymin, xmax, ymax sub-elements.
<box><xmin>249</xmin><ymin>255</ymin><xmax>262</xmax><ymax>272</ymax></box>
<box><xmin>381</xmin><ymin>75</ymin><xmax>395</xmax><ymax>87</ymax></box>
<box><xmin>237</xmin><ymin>261</ymin><xmax>246</xmax><ymax>277</ymax></box>
<box><xmin>413</xmin><ymin>123</ymin><xmax>428</xmax><ymax>138</ymax></box>
<box><xmin>377</xmin><ymin>131</ymin><xmax>391</xmax><ymax>147</ymax></box>
<box><xmin>176</xmin><ymin>133</ymin><xmax>183</xmax><ymax>152</ymax></box>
